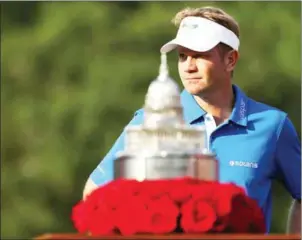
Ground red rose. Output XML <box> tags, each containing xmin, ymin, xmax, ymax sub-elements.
<box><xmin>71</xmin><ymin>178</ymin><xmax>266</xmax><ymax>236</ymax></box>
<box><xmin>172</xmin><ymin>177</ymin><xmax>203</xmax><ymax>185</ymax></box>
<box><xmin>99</xmin><ymin>179</ymin><xmax>142</xmax><ymax>208</ymax></box>
<box><xmin>140</xmin><ymin>179</ymin><xmax>172</xmax><ymax>200</ymax></box>
<box><xmin>215</xmin><ymin>184</ymin><xmax>265</xmax><ymax>233</ymax></box>
<box><xmin>190</xmin><ymin>181</ymin><xmax>220</xmax><ymax>202</ymax></box>
<box><xmin>169</xmin><ymin>185</ymin><xmax>192</xmax><ymax>204</ymax></box>
<box><xmin>115</xmin><ymin>194</ymin><xmax>149</xmax><ymax>236</ymax></box>
<box><xmin>245</xmin><ymin>197</ymin><xmax>266</xmax><ymax>233</ymax></box>
<box><xmin>71</xmin><ymin>200</ymin><xmax>90</xmax><ymax>234</ymax></box>
<box><xmin>227</xmin><ymin>194</ymin><xmax>255</xmax><ymax>232</ymax></box>
<box><xmin>145</xmin><ymin>194</ymin><xmax>179</xmax><ymax>234</ymax></box>
<box><xmin>209</xmin><ymin>183</ymin><xmax>246</xmax><ymax>231</ymax></box>
<box><xmin>89</xmin><ymin>202</ymin><xmax>116</xmax><ymax>236</ymax></box>
<box><xmin>72</xmin><ymin>180</ymin><xmax>140</xmax><ymax>236</ymax></box>
<box><xmin>84</xmin><ymin>183</ymin><xmax>119</xmax><ymax>210</ymax></box>
<box><xmin>71</xmin><ymin>196</ymin><xmax>116</xmax><ymax>236</ymax></box>
<box><xmin>167</xmin><ymin>178</ymin><xmax>197</xmax><ymax>204</ymax></box>
<box><xmin>181</xmin><ymin>198</ymin><xmax>217</xmax><ymax>233</ymax></box>
<box><xmin>116</xmin><ymin>179</ymin><xmax>144</xmax><ymax>196</ymax></box>
<box><xmin>141</xmin><ymin>178</ymin><xmax>199</xmax><ymax>201</ymax></box>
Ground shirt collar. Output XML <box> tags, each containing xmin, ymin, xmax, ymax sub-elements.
<box><xmin>180</xmin><ymin>89</ymin><xmax>206</xmax><ymax>123</ymax></box>
<box><xmin>180</xmin><ymin>84</ymin><xmax>248</xmax><ymax>127</ymax></box>
<box><xmin>229</xmin><ymin>85</ymin><xmax>248</xmax><ymax>127</ymax></box>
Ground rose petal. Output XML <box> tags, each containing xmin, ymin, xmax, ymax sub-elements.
<box><xmin>181</xmin><ymin>199</ymin><xmax>216</xmax><ymax>233</ymax></box>
<box><xmin>145</xmin><ymin>195</ymin><xmax>179</xmax><ymax>234</ymax></box>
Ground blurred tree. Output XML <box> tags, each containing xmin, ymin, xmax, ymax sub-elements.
<box><xmin>1</xmin><ymin>2</ymin><xmax>39</xmax><ymax>27</ymax></box>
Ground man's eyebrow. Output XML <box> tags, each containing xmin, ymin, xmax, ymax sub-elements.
<box><xmin>177</xmin><ymin>49</ymin><xmax>189</xmax><ymax>54</ymax></box>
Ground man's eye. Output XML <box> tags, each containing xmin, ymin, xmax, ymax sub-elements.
<box><xmin>193</xmin><ymin>54</ymin><xmax>203</xmax><ymax>58</ymax></box>
<box><xmin>194</xmin><ymin>54</ymin><xmax>207</xmax><ymax>59</ymax></box>
<box><xmin>178</xmin><ymin>53</ymin><xmax>187</xmax><ymax>61</ymax></box>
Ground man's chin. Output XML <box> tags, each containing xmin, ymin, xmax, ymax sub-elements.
<box><xmin>184</xmin><ymin>86</ymin><xmax>208</xmax><ymax>96</ymax></box>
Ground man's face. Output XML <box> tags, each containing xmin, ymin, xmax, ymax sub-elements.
<box><xmin>177</xmin><ymin>45</ymin><xmax>232</xmax><ymax>96</ymax></box>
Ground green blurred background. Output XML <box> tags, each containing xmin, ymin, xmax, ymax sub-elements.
<box><xmin>1</xmin><ymin>1</ymin><xmax>301</xmax><ymax>238</ymax></box>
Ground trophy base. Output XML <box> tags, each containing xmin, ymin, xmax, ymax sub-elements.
<box><xmin>114</xmin><ymin>152</ymin><xmax>218</xmax><ymax>181</ymax></box>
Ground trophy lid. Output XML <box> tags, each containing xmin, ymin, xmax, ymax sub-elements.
<box><xmin>143</xmin><ymin>53</ymin><xmax>184</xmax><ymax>128</ymax></box>
<box><xmin>144</xmin><ymin>54</ymin><xmax>180</xmax><ymax>110</ymax></box>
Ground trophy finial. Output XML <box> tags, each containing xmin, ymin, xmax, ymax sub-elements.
<box><xmin>158</xmin><ymin>53</ymin><xmax>169</xmax><ymax>81</ymax></box>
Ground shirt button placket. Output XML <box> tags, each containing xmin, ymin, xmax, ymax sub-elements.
<box><xmin>209</xmin><ymin>134</ymin><xmax>215</xmax><ymax>153</ymax></box>
<box><xmin>204</xmin><ymin>113</ymin><xmax>217</xmax><ymax>152</ymax></box>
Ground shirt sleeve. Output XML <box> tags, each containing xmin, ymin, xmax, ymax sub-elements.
<box><xmin>89</xmin><ymin>109</ymin><xmax>144</xmax><ymax>186</ymax></box>
<box><xmin>275</xmin><ymin>116</ymin><xmax>301</xmax><ymax>200</ymax></box>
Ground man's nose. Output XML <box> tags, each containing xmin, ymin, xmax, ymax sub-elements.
<box><xmin>184</xmin><ymin>56</ymin><xmax>198</xmax><ymax>72</ymax></box>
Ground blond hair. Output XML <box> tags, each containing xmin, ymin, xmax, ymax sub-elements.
<box><xmin>172</xmin><ymin>6</ymin><xmax>240</xmax><ymax>39</ymax></box>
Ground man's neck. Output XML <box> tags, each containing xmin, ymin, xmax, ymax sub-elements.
<box><xmin>193</xmin><ymin>85</ymin><xmax>235</xmax><ymax>126</ymax></box>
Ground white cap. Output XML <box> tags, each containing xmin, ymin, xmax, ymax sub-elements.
<box><xmin>160</xmin><ymin>16</ymin><xmax>240</xmax><ymax>53</ymax></box>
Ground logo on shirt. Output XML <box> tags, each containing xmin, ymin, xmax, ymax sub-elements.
<box><xmin>239</xmin><ymin>98</ymin><xmax>246</xmax><ymax>120</ymax></box>
<box><xmin>229</xmin><ymin>160</ymin><xmax>258</xmax><ymax>169</ymax></box>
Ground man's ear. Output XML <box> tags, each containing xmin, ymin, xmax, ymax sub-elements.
<box><xmin>224</xmin><ymin>50</ymin><xmax>239</xmax><ymax>73</ymax></box>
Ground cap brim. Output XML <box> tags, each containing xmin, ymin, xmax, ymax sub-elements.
<box><xmin>160</xmin><ymin>39</ymin><xmax>179</xmax><ymax>53</ymax></box>
<box><xmin>160</xmin><ymin>38</ymin><xmax>219</xmax><ymax>54</ymax></box>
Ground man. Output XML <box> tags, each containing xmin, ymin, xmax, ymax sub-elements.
<box><xmin>84</xmin><ymin>6</ymin><xmax>301</xmax><ymax>233</ymax></box>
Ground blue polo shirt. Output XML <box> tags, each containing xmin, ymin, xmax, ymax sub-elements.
<box><xmin>90</xmin><ymin>84</ymin><xmax>301</xmax><ymax>232</ymax></box>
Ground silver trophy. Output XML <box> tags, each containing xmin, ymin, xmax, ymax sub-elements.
<box><xmin>114</xmin><ymin>54</ymin><xmax>218</xmax><ymax>181</ymax></box>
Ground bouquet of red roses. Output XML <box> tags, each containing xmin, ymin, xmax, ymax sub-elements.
<box><xmin>71</xmin><ymin>178</ymin><xmax>266</xmax><ymax>236</ymax></box>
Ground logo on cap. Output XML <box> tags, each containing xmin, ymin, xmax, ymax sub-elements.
<box><xmin>181</xmin><ymin>22</ymin><xmax>198</xmax><ymax>29</ymax></box>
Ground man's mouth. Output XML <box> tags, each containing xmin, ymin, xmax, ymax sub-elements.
<box><xmin>185</xmin><ymin>77</ymin><xmax>202</xmax><ymax>81</ymax></box>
